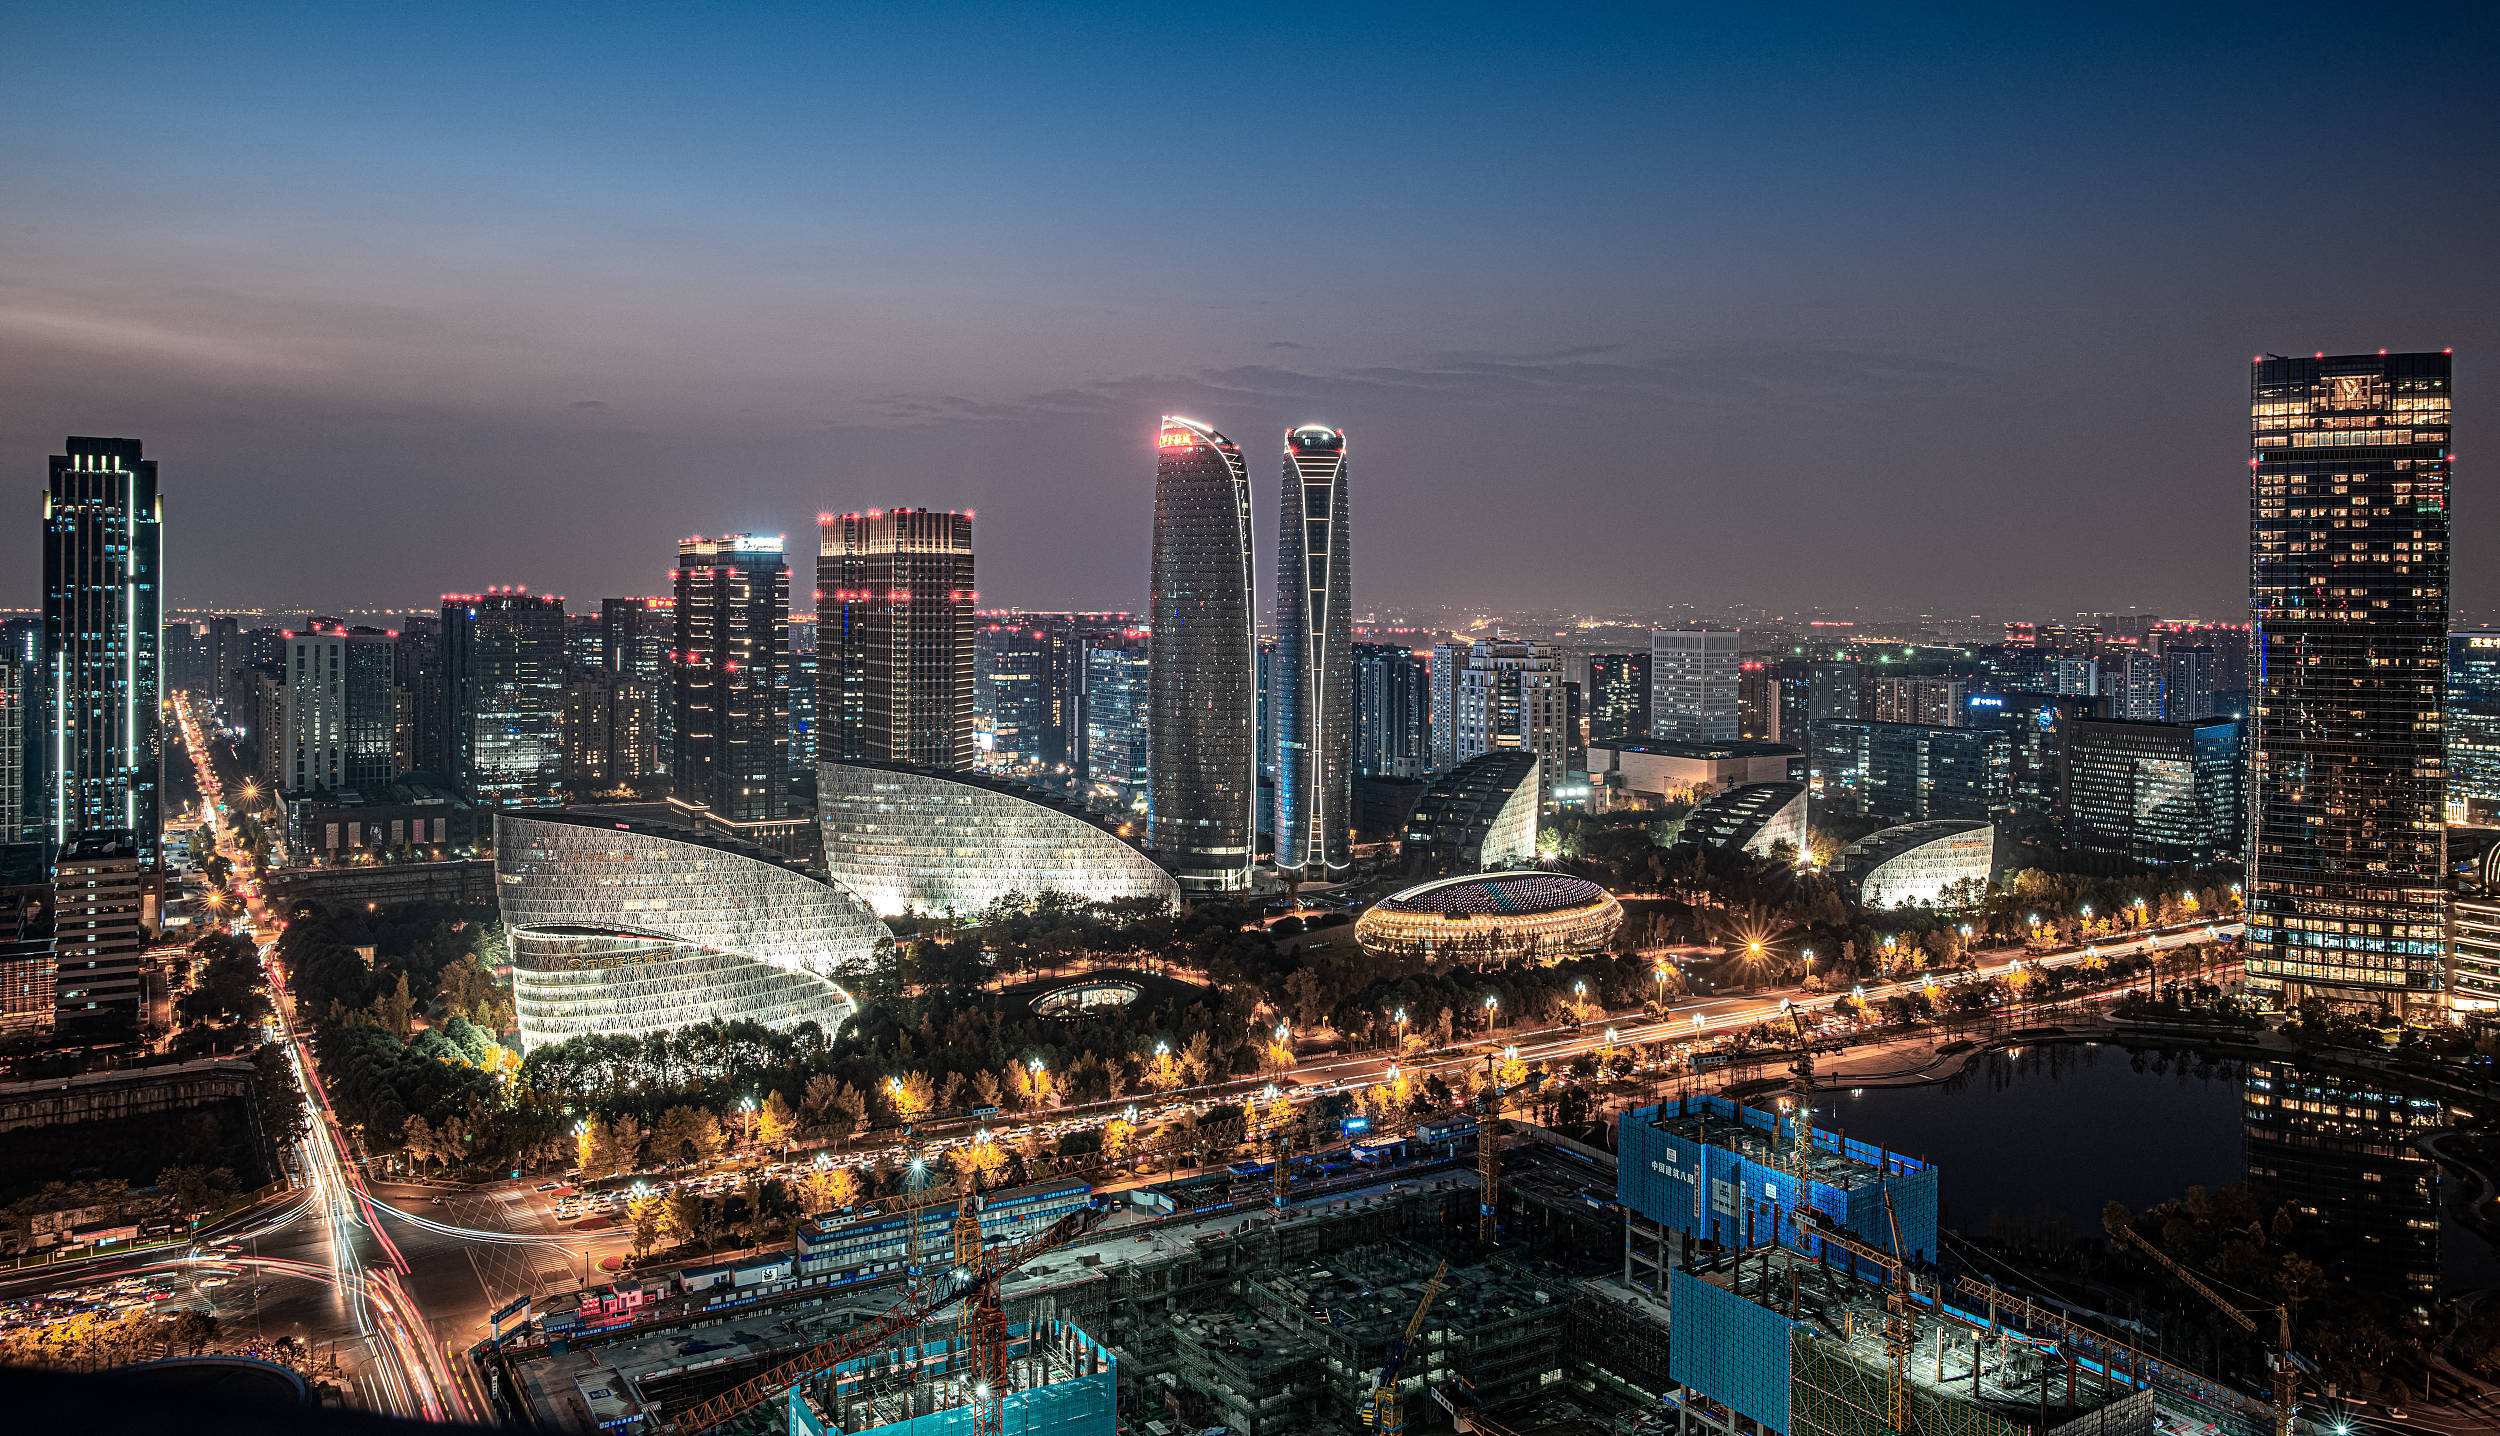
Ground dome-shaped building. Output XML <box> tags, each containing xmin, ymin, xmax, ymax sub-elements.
<box><xmin>1355</xmin><ymin>871</ymin><xmax>1623</xmax><ymax>965</ymax></box>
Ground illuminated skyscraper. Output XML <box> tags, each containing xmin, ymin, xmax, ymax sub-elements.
<box><xmin>1275</xmin><ymin>425</ymin><xmax>1352</xmax><ymax>878</ymax></box>
<box><xmin>440</xmin><ymin>588</ymin><xmax>565</xmax><ymax>804</ymax></box>
<box><xmin>672</xmin><ymin>534</ymin><xmax>791</xmax><ymax>830</ymax></box>
<box><xmin>1586</xmin><ymin>652</ymin><xmax>1651</xmax><ymax>742</ymax></box>
<box><xmin>1353</xmin><ymin>642</ymin><xmax>1431</xmax><ymax>779</ymax></box>
<box><xmin>819</xmin><ymin>509</ymin><xmax>974</xmax><ymax>771</ymax></box>
<box><xmin>2247</xmin><ymin>351</ymin><xmax>2450</xmax><ymax>1019</ymax></box>
<box><xmin>1650</xmin><ymin>630</ymin><xmax>1739</xmax><ymax>742</ymax></box>
<box><xmin>1148</xmin><ymin>417</ymin><xmax>1254</xmax><ymax>890</ymax></box>
<box><xmin>42</xmin><ymin>438</ymin><xmax>162</xmax><ymax>874</ymax></box>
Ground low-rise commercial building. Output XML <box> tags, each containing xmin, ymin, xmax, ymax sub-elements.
<box><xmin>1584</xmin><ymin>737</ymin><xmax>1803</xmax><ymax>807</ymax></box>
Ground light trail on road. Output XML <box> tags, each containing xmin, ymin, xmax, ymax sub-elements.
<box><xmin>174</xmin><ymin>692</ymin><xmax>465</xmax><ymax>1424</ymax></box>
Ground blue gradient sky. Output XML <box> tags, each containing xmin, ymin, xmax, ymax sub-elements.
<box><xmin>3</xmin><ymin>3</ymin><xmax>2492</xmax><ymax>616</ymax></box>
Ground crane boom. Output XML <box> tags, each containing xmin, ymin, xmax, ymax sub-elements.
<box><xmin>674</xmin><ymin>1207</ymin><xmax>1097</xmax><ymax>1434</ymax></box>
<box><xmin>2101</xmin><ymin>1212</ymin><xmax>2295</xmax><ymax>1436</ymax></box>
<box><xmin>1364</xmin><ymin>1259</ymin><xmax>1449</xmax><ymax>1432</ymax></box>
<box><xmin>2100</xmin><ymin>1217</ymin><xmax>2256</xmax><ymax>1333</ymax></box>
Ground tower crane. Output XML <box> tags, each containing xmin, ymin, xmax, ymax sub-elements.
<box><xmin>1361</xmin><ymin>1259</ymin><xmax>1448</xmax><ymax>1434</ymax></box>
<box><xmin>1781</xmin><ymin>998</ymin><xmax>1816</xmax><ymax>1172</ymax></box>
<box><xmin>672</xmin><ymin>1205</ymin><xmax>1100</xmax><ymax>1434</ymax></box>
<box><xmin>1475</xmin><ymin>1053</ymin><xmax>1540</xmax><ymax>1246</ymax></box>
<box><xmin>2102</xmin><ymin>1212</ymin><xmax>2300</xmax><ymax>1436</ymax></box>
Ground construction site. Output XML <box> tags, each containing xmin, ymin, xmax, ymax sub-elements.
<box><xmin>483</xmin><ymin>1051</ymin><xmax>2295</xmax><ymax>1436</ymax></box>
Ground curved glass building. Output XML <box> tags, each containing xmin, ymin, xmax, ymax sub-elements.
<box><xmin>1355</xmin><ymin>871</ymin><xmax>1623</xmax><ymax>965</ymax></box>
<box><xmin>1839</xmin><ymin>819</ymin><xmax>1996</xmax><ymax>909</ymax></box>
<box><xmin>1276</xmin><ymin>425</ymin><xmax>1352</xmax><ymax>879</ymax></box>
<box><xmin>817</xmin><ymin>761</ymin><xmax>1180</xmax><ymax>917</ymax></box>
<box><xmin>1148</xmin><ymin>416</ymin><xmax>1255</xmax><ymax>891</ymax></box>
<box><xmin>496</xmin><ymin>812</ymin><xmax>890</xmax><ymax>1051</ymax></box>
<box><xmin>1678</xmin><ymin>781</ymin><xmax>1808</xmax><ymax>857</ymax></box>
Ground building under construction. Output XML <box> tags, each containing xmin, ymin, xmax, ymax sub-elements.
<box><xmin>496</xmin><ymin>1153</ymin><xmax>1683</xmax><ymax>1436</ymax></box>
<box><xmin>1621</xmin><ymin>1095</ymin><xmax>2271</xmax><ymax>1436</ymax></box>
<box><xmin>784</xmin><ymin>1317</ymin><xmax>1114</xmax><ymax>1435</ymax></box>
<box><xmin>1668</xmin><ymin>1245</ymin><xmax>2166</xmax><ymax>1436</ymax></box>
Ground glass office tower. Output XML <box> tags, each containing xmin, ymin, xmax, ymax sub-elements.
<box><xmin>441</xmin><ymin>588</ymin><xmax>566</xmax><ymax>804</ymax></box>
<box><xmin>2247</xmin><ymin>351</ymin><xmax>2451</xmax><ymax>1020</ymax></box>
<box><xmin>1148</xmin><ymin>417</ymin><xmax>1254</xmax><ymax>890</ymax></box>
<box><xmin>1274</xmin><ymin>425</ymin><xmax>1352</xmax><ymax>878</ymax></box>
<box><xmin>672</xmin><ymin>534</ymin><xmax>791</xmax><ymax>829</ymax></box>
<box><xmin>2448</xmin><ymin>630</ymin><xmax>2500</xmax><ymax>825</ymax></box>
<box><xmin>819</xmin><ymin>509</ymin><xmax>975</xmax><ymax>771</ymax></box>
<box><xmin>43</xmin><ymin>438</ymin><xmax>162</xmax><ymax>874</ymax></box>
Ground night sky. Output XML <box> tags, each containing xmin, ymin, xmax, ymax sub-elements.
<box><xmin>4</xmin><ymin>4</ymin><xmax>2493</xmax><ymax>618</ymax></box>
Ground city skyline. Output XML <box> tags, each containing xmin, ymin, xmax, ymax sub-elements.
<box><xmin>3</xmin><ymin>9</ymin><xmax>2492</xmax><ymax>619</ymax></box>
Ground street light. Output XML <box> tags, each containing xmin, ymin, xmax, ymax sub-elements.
<box><xmin>1274</xmin><ymin>1023</ymin><xmax>1290</xmax><ymax>1044</ymax></box>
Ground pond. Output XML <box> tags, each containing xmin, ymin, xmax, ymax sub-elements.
<box><xmin>1808</xmin><ymin>1041</ymin><xmax>2500</xmax><ymax>1292</ymax></box>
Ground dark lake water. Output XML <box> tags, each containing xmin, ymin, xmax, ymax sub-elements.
<box><xmin>1806</xmin><ymin>1041</ymin><xmax>2500</xmax><ymax>1291</ymax></box>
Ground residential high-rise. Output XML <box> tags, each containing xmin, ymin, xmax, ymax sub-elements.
<box><xmin>787</xmin><ymin>613</ymin><xmax>818</xmax><ymax>774</ymax></box>
<box><xmin>1274</xmin><ymin>425</ymin><xmax>1353</xmax><ymax>878</ymax></box>
<box><xmin>1454</xmin><ymin>637</ymin><xmax>1565</xmax><ymax>807</ymax></box>
<box><xmin>1428</xmin><ymin>642</ymin><xmax>1461</xmax><ymax>771</ymax></box>
<box><xmin>1737</xmin><ymin>659</ymin><xmax>1779</xmax><ymax>741</ymax></box>
<box><xmin>280</xmin><ymin>621</ymin><xmax>399</xmax><ymax>794</ymax></box>
<box><xmin>1353</xmin><ymin>643</ymin><xmax>1431</xmax><ymax>780</ymax></box>
<box><xmin>1586</xmin><ymin>652</ymin><xmax>1651</xmax><ymax>743</ymax></box>
<box><xmin>2111</xmin><ymin>649</ymin><xmax>2166</xmax><ymax>721</ymax></box>
<box><xmin>562</xmin><ymin>678</ymin><xmax>613</xmax><ymax>790</ymax></box>
<box><xmin>2449</xmin><ymin>631</ymin><xmax>2500</xmax><ymax>826</ymax></box>
<box><xmin>440</xmin><ymin>588</ymin><xmax>566</xmax><ymax>805</ymax></box>
<box><xmin>600</xmin><ymin>595</ymin><xmax>672</xmax><ymax>776</ymax></box>
<box><xmin>1649</xmin><ymin>630</ymin><xmax>1740</xmax><ymax>743</ymax></box>
<box><xmin>1866</xmin><ymin>675</ymin><xmax>1966</xmax><ymax>728</ymax></box>
<box><xmin>43</xmin><ymin>438</ymin><xmax>162</xmax><ymax>876</ymax></box>
<box><xmin>672</xmin><ymin>534</ymin><xmax>791</xmax><ymax>830</ymax></box>
<box><xmin>1147</xmin><ymin>417</ymin><xmax>1255</xmax><ymax>890</ymax></box>
<box><xmin>52</xmin><ymin>830</ymin><xmax>144</xmax><ymax>1027</ymax></box>
<box><xmin>819</xmin><ymin>509</ymin><xmax>974</xmax><ymax>770</ymax></box>
<box><xmin>2247</xmin><ymin>352</ymin><xmax>2451</xmax><ymax>1020</ymax></box>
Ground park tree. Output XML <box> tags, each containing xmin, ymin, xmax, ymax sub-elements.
<box><xmin>661</xmin><ymin>1190</ymin><xmax>705</xmax><ymax>1248</ymax></box>
<box><xmin>628</xmin><ymin>1194</ymin><xmax>663</xmax><ymax>1258</ymax></box>
<box><xmin>756</xmin><ymin>1091</ymin><xmax>797</xmax><ymax>1150</ymax></box>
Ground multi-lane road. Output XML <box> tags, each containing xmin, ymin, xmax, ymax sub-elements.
<box><xmin>132</xmin><ymin>690</ymin><xmax>2252</xmax><ymax>1420</ymax></box>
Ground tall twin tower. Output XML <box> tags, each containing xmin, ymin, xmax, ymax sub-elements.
<box><xmin>1147</xmin><ymin>417</ymin><xmax>1350</xmax><ymax>891</ymax></box>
